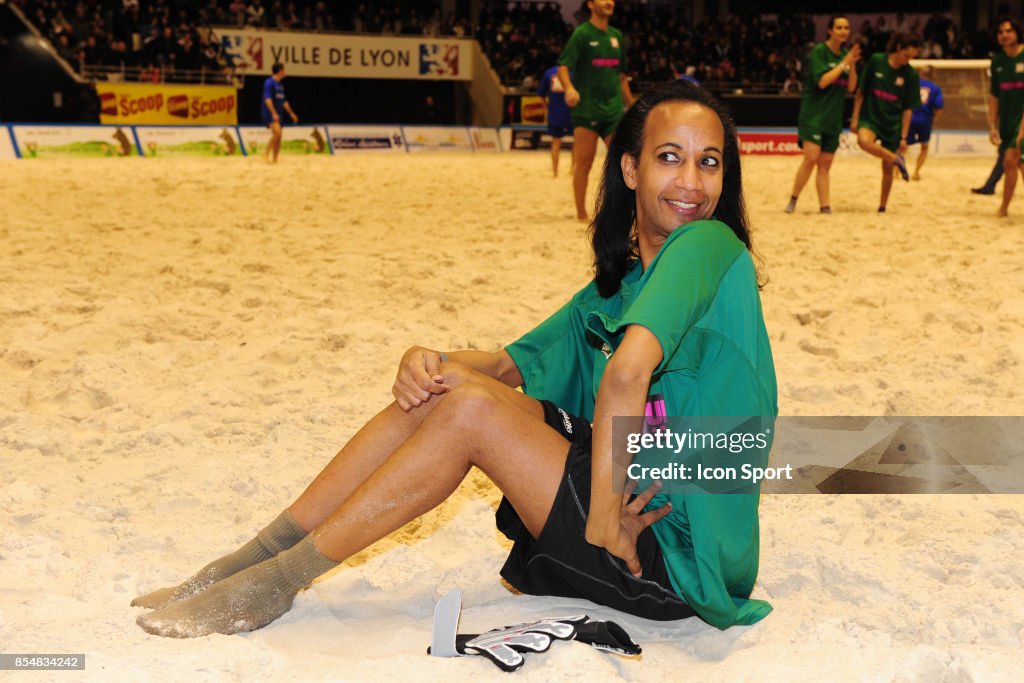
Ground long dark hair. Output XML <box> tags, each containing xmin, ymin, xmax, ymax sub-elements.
<box><xmin>590</xmin><ymin>80</ymin><xmax>752</xmax><ymax>298</ymax></box>
<box><xmin>886</xmin><ymin>32</ymin><xmax>921</xmax><ymax>53</ymax></box>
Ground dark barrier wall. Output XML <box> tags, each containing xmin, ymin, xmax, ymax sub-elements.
<box><xmin>0</xmin><ymin>4</ymin><xmax>96</xmax><ymax>122</ymax></box>
<box><xmin>721</xmin><ymin>95</ymin><xmax>804</xmax><ymax>127</ymax></box>
<box><xmin>237</xmin><ymin>76</ymin><xmax>466</xmax><ymax>125</ymax></box>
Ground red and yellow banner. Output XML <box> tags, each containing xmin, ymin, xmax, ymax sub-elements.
<box><xmin>96</xmin><ymin>83</ymin><xmax>238</xmax><ymax>125</ymax></box>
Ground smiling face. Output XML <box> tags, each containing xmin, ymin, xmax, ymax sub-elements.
<box><xmin>827</xmin><ymin>17</ymin><xmax>851</xmax><ymax>45</ymax></box>
<box><xmin>620</xmin><ymin>101</ymin><xmax>725</xmax><ymax>246</ymax></box>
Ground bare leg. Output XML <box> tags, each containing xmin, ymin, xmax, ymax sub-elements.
<box><xmin>912</xmin><ymin>142</ymin><xmax>928</xmax><ymax>180</ymax></box>
<box><xmin>814</xmin><ymin>151</ymin><xmax>835</xmax><ymax>210</ymax></box>
<box><xmin>880</xmin><ymin>159</ymin><xmax>895</xmax><ymax>210</ymax></box>
<box><xmin>134</xmin><ymin>363</ymin><xmax>510</xmax><ymax>611</ymax></box>
<box><xmin>787</xmin><ymin>142</ymin><xmax>821</xmax><ymax>211</ymax></box>
<box><xmin>271</xmin><ymin>127</ymin><xmax>283</xmax><ymax>163</ymax></box>
<box><xmin>138</xmin><ymin>372</ymin><xmax>570</xmax><ymax>638</ymax></box>
<box><xmin>572</xmin><ymin>126</ymin><xmax>600</xmax><ymax>221</ymax></box>
<box><xmin>857</xmin><ymin>128</ymin><xmax>897</xmax><ymax>163</ymax></box>
<box><xmin>998</xmin><ymin>148</ymin><xmax>1020</xmax><ymax>217</ymax></box>
<box><xmin>314</xmin><ymin>378</ymin><xmax>566</xmax><ymax>559</ymax></box>
<box><xmin>288</xmin><ymin>363</ymin><xmax>531</xmax><ymax>529</ymax></box>
<box><xmin>264</xmin><ymin>122</ymin><xmax>282</xmax><ymax>163</ymax></box>
<box><xmin>550</xmin><ymin>136</ymin><xmax>562</xmax><ymax>177</ymax></box>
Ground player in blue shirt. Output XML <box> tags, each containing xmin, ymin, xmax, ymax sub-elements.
<box><xmin>261</xmin><ymin>62</ymin><xmax>298</xmax><ymax>164</ymax></box>
<box><xmin>908</xmin><ymin>66</ymin><xmax>944</xmax><ymax>180</ymax></box>
<box><xmin>538</xmin><ymin>65</ymin><xmax>573</xmax><ymax>177</ymax></box>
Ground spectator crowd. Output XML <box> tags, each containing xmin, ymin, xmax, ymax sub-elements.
<box><xmin>10</xmin><ymin>0</ymin><xmax>998</xmax><ymax>91</ymax></box>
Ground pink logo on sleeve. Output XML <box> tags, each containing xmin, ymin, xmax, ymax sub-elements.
<box><xmin>643</xmin><ymin>394</ymin><xmax>667</xmax><ymax>433</ymax></box>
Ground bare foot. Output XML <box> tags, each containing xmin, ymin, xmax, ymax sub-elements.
<box><xmin>912</xmin><ymin>173</ymin><xmax>921</xmax><ymax>181</ymax></box>
<box><xmin>997</xmin><ymin>208</ymin><xmax>1009</xmax><ymax>217</ymax></box>
<box><xmin>576</xmin><ymin>213</ymin><xmax>589</xmax><ymax>223</ymax></box>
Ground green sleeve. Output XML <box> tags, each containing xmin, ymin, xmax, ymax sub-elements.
<box><xmin>990</xmin><ymin>57</ymin><xmax>999</xmax><ymax>98</ymax></box>
<box><xmin>808</xmin><ymin>44</ymin><xmax>830</xmax><ymax>90</ymax></box>
<box><xmin>903</xmin><ymin>68</ymin><xmax>922</xmax><ymax>110</ymax></box>
<box><xmin>558</xmin><ymin>27</ymin><xmax>582</xmax><ymax>70</ymax></box>
<box><xmin>504</xmin><ymin>287</ymin><xmax>595</xmax><ymax>416</ymax></box>
<box><xmin>606</xmin><ymin>221</ymin><xmax>744</xmax><ymax>375</ymax></box>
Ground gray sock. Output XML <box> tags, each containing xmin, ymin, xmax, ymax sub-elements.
<box><xmin>136</xmin><ymin>536</ymin><xmax>338</xmax><ymax>638</ymax></box>
<box><xmin>132</xmin><ymin>509</ymin><xmax>307</xmax><ymax>609</ymax></box>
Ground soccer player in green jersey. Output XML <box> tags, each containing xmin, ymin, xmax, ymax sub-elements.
<box><xmin>557</xmin><ymin>0</ymin><xmax>634</xmax><ymax>221</ymax></box>
<box><xmin>785</xmin><ymin>15</ymin><xmax>861</xmax><ymax>215</ymax></box>
<box><xmin>851</xmin><ymin>33</ymin><xmax>921</xmax><ymax>212</ymax></box>
<box><xmin>987</xmin><ymin>18</ymin><xmax>1024</xmax><ymax>217</ymax></box>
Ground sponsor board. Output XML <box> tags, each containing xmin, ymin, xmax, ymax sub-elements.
<box><xmin>498</xmin><ymin>127</ymin><xmax>512</xmax><ymax>152</ymax></box>
<box><xmin>469</xmin><ymin>127</ymin><xmax>501</xmax><ymax>152</ymax></box>
<box><xmin>218</xmin><ymin>29</ymin><xmax>471</xmax><ymax>80</ymax></box>
<box><xmin>932</xmin><ymin>131</ymin><xmax>991</xmax><ymax>156</ymax></box>
<box><xmin>135</xmin><ymin>126</ymin><xmax>243</xmax><ymax>157</ymax></box>
<box><xmin>737</xmin><ymin>131</ymin><xmax>801</xmax><ymax>155</ymax></box>
<box><xmin>96</xmin><ymin>83</ymin><xmax>238</xmax><ymax>125</ymax></box>
<box><xmin>520</xmin><ymin>96</ymin><xmax>546</xmax><ymax>124</ymax></box>
<box><xmin>402</xmin><ymin>126</ymin><xmax>473</xmax><ymax>152</ymax></box>
<box><xmin>238</xmin><ymin>125</ymin><xmax>331</xmax><ymax>156</ymax></box>
<box><xmin>326</xmin><ymin>125</ymin><xmax>405</xmax><ymax>152</ymax></box>
<box><xmin>12</xmin><ymin>125</ymin><xmax>140</xmax><ymax>158</ymax></box>
<box><xmin>0</xmin><ymin>127</ymin><xmax>16</xmax><ymax>159</ymax></box>
<box><xmin>508</xmin><ymin>127</ymin><xmax>573</xmax><ymax>151</ymax></box>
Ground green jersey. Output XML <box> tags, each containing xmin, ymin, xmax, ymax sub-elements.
<box><xmin>798</xmin><ymin>42</ymin><xmax>851</xmax><ymax>135</ymax></box>
<box><xmin>858</xmin><ymin>52</ymin><xmax>920</xmax><ymax>138</ymax></box>
<box><xmin>506</xmin><ymin>220</ymin><xmax>778</xmax><ymax>630</ymax></box>
<box><xmin>990</xmin><ymin>48</ymin><xmax>1024</xmax><ymax>148</ymax></box>
<box><xmin>557</xmin><ymin>21</ymin><xmax>628</xmax><ymax>122</ymax></box>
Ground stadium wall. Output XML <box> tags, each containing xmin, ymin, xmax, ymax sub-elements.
<box><xmin>0</xmin><ymin>124</ymin><xmax>994</xmax><ymax>160</ymax></box>
<box><xmin>0</xmin><ymin>1</ymin><xmax>96</xmax><ymax>123</ymax></box>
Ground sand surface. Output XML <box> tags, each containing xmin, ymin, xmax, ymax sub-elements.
<box><xmin>1</xmin><ymin>152</ymin><xmax>1022</xmax><ymax>681</ymax></box>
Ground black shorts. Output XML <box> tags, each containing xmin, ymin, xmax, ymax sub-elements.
<box><xmin>906</xmin><ymin>120</ymin><xmax>932</xmax><ymax>145</ymax></box>
<box><xmin>496</xmin><ymin>401</ymin><xmax>696</xmax><ymax>621</ymax></box>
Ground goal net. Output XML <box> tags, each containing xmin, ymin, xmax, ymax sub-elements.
<box><xmin>910</xmin><ymin>59</ymin><xmax>990</xmax><ymax>130</ymax></box>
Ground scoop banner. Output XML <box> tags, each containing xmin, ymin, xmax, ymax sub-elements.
<box><xmin>612</xmin><ymin>416</ymin><xmax>1024</xmax><ymax>494</ymax></box>
<box><xmin>96</xmin><ymin>83</ymin><xmax>238</xmax><ymax>125</ymax></box>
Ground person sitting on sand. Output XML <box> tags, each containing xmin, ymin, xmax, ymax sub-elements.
<box><xmin>132</xmin><ymin>80</ymin><xmax>778</xmax><ymax>638</ymax></box>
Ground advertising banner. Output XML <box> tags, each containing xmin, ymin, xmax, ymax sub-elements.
<box><xmin>218</xmin><ymin>29</ymin><xmax>472</xmax><ymax>80</ymax></box>
<box><xmin>12</xmin><ymin>125</ymin><xmax>140</xmax><ymax>158</ymax></box>
<box><xmin>96</xmin><ymin>83</ymin><xmax>238</xmax><ymax>125</ymax></box>
<box><xmin>736</xmin><ymin>130</ymin><xmax>801</xmax><ymax>155</ymax></box>
<box><xmin>1</xmin><ymin>127</ymin><xmax>16</xmax><ymax>159</ymax></box>
<box><xmin>238</xmin><ymin>125</ymin><xmax>331</xmax><ymax>156</ymax></box>
<box><xmin>932</xmin><ymin>131</ymin><xmax>991</xmax><ymax>156</ymax></box>
<box><xmin>519</xmin><ymin>95</ymin><xmax>546</xmax><ymax>124</ymax></box>
<box><xmin>402</xmin><ymin>126</ymin><xmax>472</xmax><ymax>152</ymax></box>
<box><xmin>135</xmin><ymin>126</ymin><xmax>243</xmax><ymax>157</ymax></box>
<box><xmin>326</xmin><ymin>125</ymin><xmax>405</xmax><ymax>152</ymax></box>
<box><xmin>469</xmin><ymin>127</ymin><xmax>501</xmax><ymax>152</ymax></box>
<box><xmin>506</xmin><ymin>126</ymin><xmax>572</xmax><ymax>151</ymax></box>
